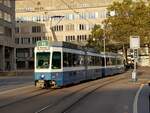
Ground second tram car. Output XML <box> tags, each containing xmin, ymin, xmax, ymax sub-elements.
<box><xmin>34</xmin><ymin>41</ymin><xmax>125</xmax><ymax>88</ymax></box>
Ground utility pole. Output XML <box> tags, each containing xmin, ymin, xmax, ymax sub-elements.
<box><xmin>130</xmin><ymin>36</ymin><xmax>140</xmax><ymax>82</ymax></box>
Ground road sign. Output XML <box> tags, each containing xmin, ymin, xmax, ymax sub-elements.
<box><xmin>130</xmin><ymin>36</ymin><xmax>140</xmax><ymax>49</ymax></box>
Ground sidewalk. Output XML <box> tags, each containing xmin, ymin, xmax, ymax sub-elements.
<box><xmin>0</xmin><ymin>70</ymin><xmax>34</xmax><ymax>76</ymax></box>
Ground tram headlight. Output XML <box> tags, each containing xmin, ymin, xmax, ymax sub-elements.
<box><xmin>40</xmin><ymin>74</ymin><xmax>45</xmax><ymax>79</ymax></box>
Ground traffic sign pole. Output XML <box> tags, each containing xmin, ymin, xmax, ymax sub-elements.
<box><xmin>130</xmin><ymin>36</ymin><xmax>140</xmax><ymax>82</ymax></box>
<box><xmin>132</xmin><ymin>49</ymin><xmax>138</xmax><ymax>81</ymax></box>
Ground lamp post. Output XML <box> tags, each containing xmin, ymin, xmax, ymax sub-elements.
<box><xmin>101</xmin><ymin>24</ymin><xmax>107</xmax><ymax>68</ymax></box>
<box><xmin>103</xmin><ymin>36</ymin><xmax>106</xmax><ymax>68</ymax></box>
<box><xmin>101</xmin><ymin>11</ymin><xmax>115</xmax><ymax>68</ymax></box>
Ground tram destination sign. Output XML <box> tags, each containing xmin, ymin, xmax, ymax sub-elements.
<box><xmin>37</xmin><ymin>40</ymin><xmax>49</xmax><ymax>47</ymax></box>
<box><xmin>37</xmin><ymin>40</ymin><xmax>49</xmax><ymax>50</ymax></box>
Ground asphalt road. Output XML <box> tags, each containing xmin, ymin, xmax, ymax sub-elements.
<box><xmin>0</xmin><ymin>75</ymin><xmax>33</xmax><ymax>92</ymax></box>
<box><xmin>0</xmin><ymin>67</ymin><xmax>149</xmax><ymax>113</ymax></box>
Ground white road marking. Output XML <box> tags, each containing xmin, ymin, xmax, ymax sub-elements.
<box><xmin>35</xmin><ymin>105</ymin><xmax>50</xmax><ymax>113</ymax></box>
<box><xmin>133</xmin><ymin>84</ymin><xmax>144</xmax><ymax>113</ymax></box>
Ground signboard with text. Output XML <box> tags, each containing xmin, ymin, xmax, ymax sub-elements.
<box><xmin>37</xmin><ymin>40</ymin><xmax>49</xmax><ymax>47</ymax></box>
<box><xmin>130</xmin><ymin>36</ymin><xmax>140</xmax><ymax>49</ymax></box>
<box><xmin>37</xmin><ymin>40</ymin><xmax>49</xmax><ymax>50</ymax></box>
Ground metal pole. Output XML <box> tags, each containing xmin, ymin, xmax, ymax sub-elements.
<box><xmin>132</xmin><ymin>49</ymin><xmax>137</xmax><ymax>81</ymax></box>
<box><xmin>50</xmin><ymin>17</ymin><xmax>53</xmax><ymax>41</ymax></box>
<box><xmin>104</xmin><ymin>37</ymin><xmax>106</xmax><ymax>68</ymax></box>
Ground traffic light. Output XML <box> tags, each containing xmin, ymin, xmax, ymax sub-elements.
<box><xmin>134</xmin><ymin>49</ymin><xmax>138</xmax><ymax>59</ymax></box>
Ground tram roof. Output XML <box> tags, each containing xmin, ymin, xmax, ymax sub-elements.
<box><xmin>49</xmin><ymin>41</ymin><xmax>84</xmax><ymax>50</ymax></box>
<box><xmin>50</xmin><ymin>41</ymin><xmax>100</xmax><ymax>53</ymax></box>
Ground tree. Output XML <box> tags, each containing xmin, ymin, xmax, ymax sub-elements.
<box><xmin>104</xmin><ymin>0</ymin><xmax>150</xmax><ymax>46</ymax></box>
<box><xmin>87</xmin><ymin>25</ymin><xmax>104</xmax><ymax>52</ymax></box>
<box><xmin>87</xmin><ymin>0</ymin><xmax>150</xmax><ymax>53</ymax></box>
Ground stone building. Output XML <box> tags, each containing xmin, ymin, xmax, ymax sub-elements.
<box><xmin>15</xmin><ymin>0</ymin><xmax>148</xmax><ymax>69</ymax></box>
<box><xmin>15</xmin><ymin>0</ymin><xmax>112</xmax><ymax>69</ymax></box>
<box><xmin>0</xmin><ymin>0</ymin><xmax>16</xmax><ymax>71</ymax></box>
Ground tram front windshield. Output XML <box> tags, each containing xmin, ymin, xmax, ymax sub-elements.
<box><xmin>36</xmin><ymin>52</ymin><xmax>50</xmax><ymax>69</ymax></box>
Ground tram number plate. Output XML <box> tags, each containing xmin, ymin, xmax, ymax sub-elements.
<box><xmin>38</xmin><ymin>80</ymin><xmax>44</xmax><ymax>83</ymax></box>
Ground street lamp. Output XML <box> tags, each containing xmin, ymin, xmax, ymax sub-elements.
<box><xmin>102</xmin><ymin>11</ymin><xmax>116</xmax><ymax>68</ymax></box>
<box><xmin>101</xmin><ymin>24</ymin><xmax>107</xmax><ymax>68</ymax></box>
<box><xmin>103</xmin><ymin>35</ymin><xmax>106</xmax><ymax>68</ymax></box>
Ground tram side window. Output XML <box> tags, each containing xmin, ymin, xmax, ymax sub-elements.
<box><xmin>106</xmin><ymin>58</ymin><xmax>109</xmax><ymax>65</ymax></box>
<box><xmin>78</xmin><ymin>55</ymin><xmax>85</xmax><ymax>66</ymax></box>
<box><xmin>99</xmin><ymin>57</ymin><xmax>102</xmax><ymax>66</ymax></box>
<box><xmin>63</xmin><ymin>52</ymin><xmax>68</xmax><ymax>67</ymax></box>
<box><xmin>52</xmin><ymin>52</ymin><xmax>61</xmax><ymax>69</ymax></box>
<box><xmin>68</xmin><ymin>53</ymin><xmax>73</xmax><ymax>66</ymax></box>
<box><xmin>63</xmin><ymin>52</ymin><xmax>73</xmax><ymax>67</ymax></box>
<box><xmin>63</xmin><ymin>52</ymin><xmax>85</xmax><ymax>67</ymax></box>
<box><xmin>117</xmin><ymin>58</ymin><xmax>122</xmax><ymax>65</ymax></box>
<box><xmin>107</xmin><ymin>57</ymin><xmax>113</xmax><ymax>66</ymax></box>
<box><xmin>112</xmin><ymin>58</ymin><xmax>116</xmax><ymax>65</ymax></box>
<box><xmin>72</xmin><ymin>54</ymin><xmax>78</xmax><ymax>66</ymax></box>
<box><xmin>102</xmin><ymin>57</ymin><xmax>105</xmax><ymax>66</ymax></box>
<box><xmin>88</xmin><ymin>56</ymin><xmax>92</xmax><ymax>66</ymax></box>
<box><xmin>95</xmin><ymin>56</ymin><xmax>102</xmax><ymax>66</ymax></box>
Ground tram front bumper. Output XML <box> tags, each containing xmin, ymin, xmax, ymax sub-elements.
<box><xmin>36</xmin><ymin>80</ymin><xmax>45</xmax><ymax>88</ymax></box>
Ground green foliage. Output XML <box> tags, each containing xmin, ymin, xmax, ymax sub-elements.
<box><xmin>87</xmin><ymin>0</ymin><xmax>150</xmax><ymax>52</ymax></box>
<box><xmin>86</xmin><ymin>25</ymin><xmax>104</xmax><ymax>52</ymax></box>
<box><xmin>105</xmin><ymin>0</ymin><xmax>150</xmax><ymax>46</ymax></box>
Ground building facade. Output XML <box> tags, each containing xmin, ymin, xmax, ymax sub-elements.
<box><xmin>15</xmin><ymin>0</ymin><xmax>112</xmax><ymax>69</ymax></box>
<box><xmin>0</xmin><ymin>0</ymin><xmax>16</xmax><ymax>71</ymax></box>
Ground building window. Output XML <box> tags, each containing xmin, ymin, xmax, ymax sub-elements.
<box><xmin>77</xmin><ymin>35</ymin><xmax>88</xmax><ymax>41</ymax></box>
<box><xmin>0</xmin><ymin>26</ymin><xmax>4</xmax><ymax>34</ymax></box>
<box><xmin>15</xmin><ymin>38</ymin><xmax>19</xmax><ymax>44</ymax></box>
<box><xmin>15</xmin><ymin>27</ymin><xmax>19</xmax><ymax>33</ymax></box>
<box><xmin>89</xmin><ymin>12</ymin><xmax>96</xmax><ymax>19</ymax></box>
<box><xmin>66</xmin><ymin>35</ymin><xmax>75</xmax><ymax>42</ymax></box>
<box><xmin>65</xmin><ymin>24</ymin><xmax>74</xmax><ymax>31</ymax></box>
<box><xmin>21</xmin><ymin>37</ymin><xmax>30</xmax><ymax>44</ymax></box>
<box><xmin>80</xmin><ymin>12</ymin><xmax>88</xmax><ymax>19</ymax></box>
<box><xmin>86</xmin><ymin>24</ymin><xmax>94</xmax><ymax>30</ymax></box>
<box><xmin>79</xmin><ymin>24</ymin><xmax>86</xmax><ymax>30</ymax></box>
<box><xmin>4</xmin><ymin>0</ymin><xmax>11</xmax><ymax>7</ymax></box>
<box><xmin>16</xmin><ymin>48</ymin><xmax>30</xmax><ymax>58</ymax></box>
<box><xmin>4</xmin><ymin>27</ymin><xmax>11</xmax><ymax>37</ymax></box>
<box><xmin>99</xmin><ymin>10</ymin><xmax>107</xmax><ymax>18</ymax></box>
<box><xmin>4</xmin><ymin>12</ymin><xmax>11</xmax><ymax>22</ymax></box>
<box><xmin>65</xmin><ymin>14</ymin><xmax>75</xmax><ymax>20</ymax></box>
<box><xmin>32</xmin><ymin>26</ymin><xmax>41</xmax><ymax>33</ymax></box>
<box><xmin>52</xmin><ymin>25</ymin><xmax>63</xmax><ymax>32</ymax></box>
<box><xmin>0</xmin><ymin>10</ymin><xmax>2</xmax><ymax>19</ymax></box>
<box><xmin>32</xmin><ymin>36</ymin><xmax>41</xmax><ymax>44</ymax></box>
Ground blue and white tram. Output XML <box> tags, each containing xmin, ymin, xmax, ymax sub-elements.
<box><xmin>102</xmin><ymin>53</ymin><xmax>125</xmax><ymax>76</ymax></box>
<box><xmin>34</xmin><ymin>41</ymin><xmax>125</xmax><ymax>88</ymax></box>
<box><xmin>34</xmin><ymin>41</ymin><xmax>86</xmax><ymax>88</ymax></box>
<box><xmin>86</xmin><ymin>51</ymin><xmax>103</xmax><ymax>79</ymax></box>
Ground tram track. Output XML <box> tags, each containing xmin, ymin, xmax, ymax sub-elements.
<box><xmin>61</xmin><ymin>76</ymin><xmax>125</xmax><ymax>113</ymax></box>
<box><xmin>34</xmin><ymin>73</ymin><xmax>127</xmax><ymax>113</ymax></box>
<box><xmin>0</xmin><ymin>78</ymin><xmax>105</xmax><ymax>111</ymax></box>
<box><xmin>0</xmin><ymin>87</ymin><xmax>54</xmax><ymax>109</ymax></box>
<box><xmin>0</xmin><ymin>72</ymin><xmax>129</xmax><ymax>113</ymax></box>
